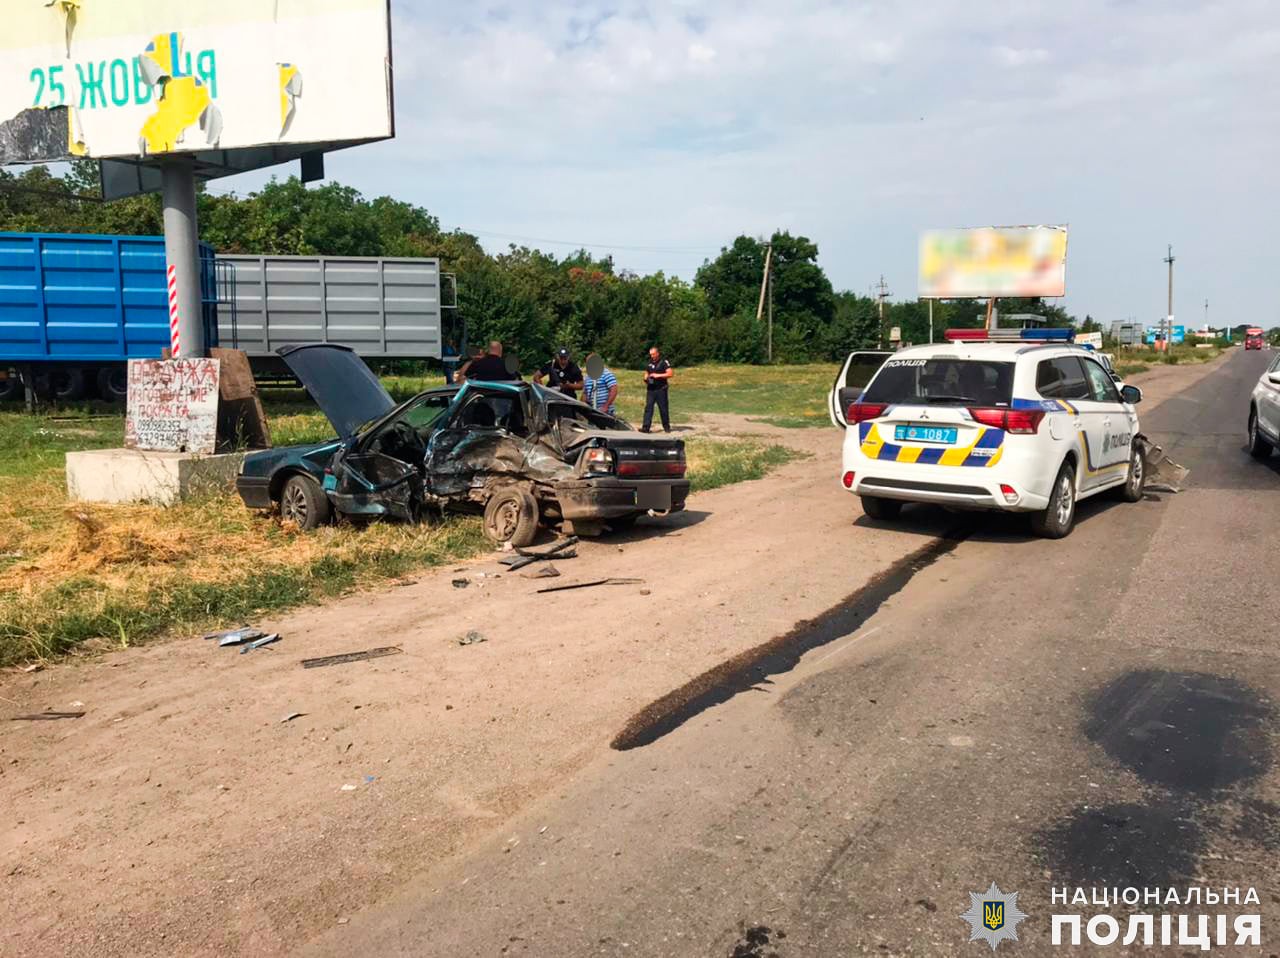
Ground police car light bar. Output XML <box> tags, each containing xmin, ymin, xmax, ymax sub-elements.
<box><xmin>943</xmin><ymin>328</ymin><xmax>1075</xmax><ymax>343</ymax></box>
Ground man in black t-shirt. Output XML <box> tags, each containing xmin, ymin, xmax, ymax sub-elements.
<box><xmin>642</xmin><ymin>346</ymin><xmax>673</xmax><ymax>432</ymax></box>
<box><xmin>464</xmin><ymin>341</ymin><xmax>517</xmax><ymax>382</ymax></box>
<box><xmin>534</xmin><ymin>348</ymin><xmax>584</xmax><ymax>399</ymax></box>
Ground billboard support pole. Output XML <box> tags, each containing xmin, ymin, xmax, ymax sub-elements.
<box><xmin>928</xmin><ymin>299</ymin><xmax>934</xmax><ymax>344</ymax></box>
<box><xmin>985</xmin><ymin>297</ymin><xmax>997</xmax><ymax>331</ymax></box>
<box><xmin>161</xmin><ymin>158</ymin><xmax>205</xmax><ymax>358</ymax></box>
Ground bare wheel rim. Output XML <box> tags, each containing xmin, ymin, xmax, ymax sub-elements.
<box><xmin>1056</xmin><ymin>473</ymin><xmax>1074</xmax><ymax>527</ymax></box>
<box><xmin>282</xmin><ymin>484</ymin><xmax>308</xmax><ymax>524</ymax></box>
<box><xmin>489</xmin><ymin>498</ymin><xmax>520</xmax><ymax>540</ymax></box>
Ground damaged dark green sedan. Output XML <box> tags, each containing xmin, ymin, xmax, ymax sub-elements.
<box><xmin>235</xmin><ymin>344</ymin><xmax>689</xmax><ymax>546</ymax></box>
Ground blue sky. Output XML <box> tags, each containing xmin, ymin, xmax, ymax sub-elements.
<box><xmin>228</xmin><ymin>1</ymin><xmax>1278</xmax><ymax>326</ymax></box>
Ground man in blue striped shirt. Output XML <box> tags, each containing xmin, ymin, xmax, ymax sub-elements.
<box><xmin>583</xmin><ymin>363</ymin><xmax>619</xmax><ymax>416</ymax></box>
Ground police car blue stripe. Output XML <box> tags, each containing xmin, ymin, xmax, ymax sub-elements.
<box><xmin>961</xmin><ymin>428</ymin><xmax>1006</xmax><ymax>467</ymax></box>
<box><xmin>916</xmin><ymin>446</ymin><xmax>944</xmax><ymax>465</ymax></box>
<box><xmin>877</xmin><ymin>442</ymin><xmax>902</xmax><ymax>461</ymax></box>
<box><xmin>858</xmin><ymin>421</ymin><xmax>872</xmax><ymax>442</ymax></box>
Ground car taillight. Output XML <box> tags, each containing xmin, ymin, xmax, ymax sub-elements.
<box><xmin>842</xmin><ymin>471</ymin><xmax>856</xmax><ymax>488</ymax></box>
<box><xmin>846</xmin><ymin>402</ymin><xmax>887</xmax><ymax>424</ymax></box>
<box><xmin>617</xmin><ymin>461</ymin><xmax>685</xmax><ymax>477</ymax></box>
<box><xmin>583</xmin><ymin>447</ymin><xmax>615</xmax><ymax>474</ymax></box>
<box><xmin>968</xmin><ymin>407</ymin><xmax>1045</xmax><ymax>434</ymax></box>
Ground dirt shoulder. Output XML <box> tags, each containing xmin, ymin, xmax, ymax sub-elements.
<box><xmin>0</xmin><ymin>356</ymin><xmax>1224</xmax><ymax>958</ymax></box>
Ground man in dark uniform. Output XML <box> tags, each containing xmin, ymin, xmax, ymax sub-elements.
<box><xmin>642</xmin><ymin>345</ymin><xmax>673</xmax><ymax>432</ymax></box>
<box><xmin>533</xmin><ymin>347</ymin><xmax>584</xmax><ymax>399</ymax></box>
<box><xmin>463</xmin><ymin>341</ymin><xmax>517</xmax><ymax>382</ymax></box>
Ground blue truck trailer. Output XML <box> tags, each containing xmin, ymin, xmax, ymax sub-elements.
<box><xmin>0</xmin><ymin>232</ymin><xmax>218</xmax><ymax>403</ymax></box>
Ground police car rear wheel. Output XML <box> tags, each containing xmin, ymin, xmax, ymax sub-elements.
<box><xmin>1031</xmin><ymin>462</ymin><xmax>1076</xmax><ymax>539</ymax></box>
<box><xmin>860</xmin><ymin>495</ymin><xmax>903</xmax><ymax>521</ymax></box>
<box><xmin>1119</xmin><ymin>445</ymin><xmax>1146</xmax><ymax>502</ymax></box>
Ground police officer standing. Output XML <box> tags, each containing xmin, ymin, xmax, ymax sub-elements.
<box><xmin>642</xmin><ymin>345</ymin><xmax>673</xmax><ymax>432</ymax></box>
<box><xmin>534</xmin><ymin>347</ymin><xmax>584</xmax><ymax>399</ymax></box>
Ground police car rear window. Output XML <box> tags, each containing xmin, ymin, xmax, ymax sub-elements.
<box><xmin>862</xmin><ymin>359</ymin><xmax>1014</xmax><ymax>406</ymax></box>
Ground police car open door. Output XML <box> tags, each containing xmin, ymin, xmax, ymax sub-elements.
<box><xmin>829</xmin><ymin>351</ymin><xmax>892</xmax><ymax>428</ymax></box>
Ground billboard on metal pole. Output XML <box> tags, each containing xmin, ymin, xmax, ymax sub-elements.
<box><xmin>918</xmin><ymin>225</ymin><xmax>1068</xmax><ymax>299</ymax></box>
<box><xmin>0</xmin><ymin>0</ymin><xmax>393</xmax><ymax>195</ymax></box>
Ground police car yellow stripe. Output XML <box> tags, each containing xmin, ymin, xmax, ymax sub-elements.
<box><xmin>861</xmin><ymin>425</ymin><xmax>1004</xmax><ymax>468</ymax></box>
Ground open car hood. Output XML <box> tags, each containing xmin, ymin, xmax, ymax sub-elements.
<box><xmin>278</xmin><ymin>344</ymin><xmax>396</xmax><ymax>439</ymax></box>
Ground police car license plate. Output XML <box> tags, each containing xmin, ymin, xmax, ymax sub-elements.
<box><xmin>894</xmin><ymin>425</ymin><xmax>957</xmax><ymax>444</ymax></box>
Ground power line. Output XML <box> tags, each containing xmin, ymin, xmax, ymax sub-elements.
<box><xmin>465</xmin><ymin>228</ymin><xmax>718</xmax><ymax>255</ymax></box>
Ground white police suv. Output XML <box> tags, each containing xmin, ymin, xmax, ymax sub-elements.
<box><xmin>829</xmin><ymin>329</ymin><xmax>1147</xmax><ymax>538</ymax></box>
<box><xmin>1247</xmin><ymin>350</ymin><xmax>1280</xmax><ymax>459</ymax></box>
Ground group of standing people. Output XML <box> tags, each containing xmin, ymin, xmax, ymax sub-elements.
<box><xmin>442</xmin><ymin>341</ymin><xmax>673</xmax><ymax>432</ymax></box>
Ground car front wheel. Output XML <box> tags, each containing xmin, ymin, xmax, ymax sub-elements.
<box><xmin>1030</xmin><ymin>461</ymin><xmax>1077</xmax><ymax>539</ymax></box>
<box><xmin>1248</xmin><ymin>409</ymin><xmax>1272</xmax><ymax>460</ymax></box>
<box><xmin>1119</xmin><ymin>444</ymin><xmax>1146</xmax><ymax>502</ymax></box>
<box><xmin>280</xmin><ymin>474</ymin><xmax>332</xmax><ymax>531</ymax></box>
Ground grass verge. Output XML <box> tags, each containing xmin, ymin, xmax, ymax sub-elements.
<box><xmin>684</xmin><ymin>436</ymin><xmax>802</xmax><ymax>493</ymax></box>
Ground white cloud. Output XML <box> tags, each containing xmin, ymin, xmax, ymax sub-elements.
<box><xmin>237</xmin><ymin>0</ymin><xmax>1280</xmax><ymax>325</ymax></box>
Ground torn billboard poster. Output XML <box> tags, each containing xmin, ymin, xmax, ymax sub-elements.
<box><xmin>919</xmin><ymin>226</ymin><xmax>1068</xmax><ymax>299</ymax></box>
<box><xmin>0</xmin><ymin>0</ymin><xmax>392</xmax><ymax>170</ymax></box>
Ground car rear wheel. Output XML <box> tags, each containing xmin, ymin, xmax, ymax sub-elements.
<box><xmin>1031</xmin><ymin>461</ymin><xmax>1077</xmax><ymax>539</ymax></box>
<box><xmin>96</xmin><ymin>366</ymin><xmax>129</xmax><ymax>403</ymax></box>
<box><xmin>860</xmin><ymin>495</ymin><xmax>903</xmax><ymax>521</ymax></box>
<box><xmin>1118</xmin><ymin>444</ymin><xmax>1147</xmax><ymax>502</ymax></box>
<box><xmin>280</xmin><ymin>474</ymin><xmax>331</xmax><ymax>531</ymax></box>
<box><xmin>483</xmin><ymin>487</ymin><xmax>539</xmax><ymax>547</ymax></box>
<box><xmin>1248</xmin><ymin>409</ymin><xmax>1272</xmax><ymax>460</ymax></box>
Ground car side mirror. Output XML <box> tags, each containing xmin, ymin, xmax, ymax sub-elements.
<box><xmin>1269</xmin><ymin>372</ymin><xmax>1280</xmax><ymax>385</ymax></box>
<box><xmin>1120</xmin><ymin>385</ymin><xmax>1143</xmax><ymax>404</ymax></box>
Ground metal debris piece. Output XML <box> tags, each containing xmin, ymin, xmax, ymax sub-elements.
<box><xmin>11</xmin><ymin>711</ymin><xmax>84</xmax><ymax>721</ymax></box>
<box><xmin>301</xmin><ymin>646</ymin><xmax>403</xmax><ymax>669</ymax></box>
<box><xmin>240</xmin><ymin>633</ymin><xmax>281</xmax><ymax>654</ymax></box>
<box><xmin>515</xmin><ymin>536</ymin><xmax>580</xmax><ymax>560</ymax></box>
<box><xmin>1139</xmin><ymin>437</ymin><xmax>1189</xmax><ymax>492</ymax></box>
<box><xmin>204</xmin><ymin>626</ymin><xmax>262</xmax><ymax>643</ymax></box>
<box><xmin>281</xmin><ymin>712</ymin><xmax>305</xmax><ymax>723</ymax></box>
<box><xmin>451</xmin><ymin>578</ymin><xmax>470</xmax><ymax>589</ymax></box>
<box><xmin>520</xmin><ymin>564</ymin><xmax>561</xmax><ymax>580</ymax></box>
<box><xmin>535</xmin><ymin>577</ymin><xmax>644</xmax><ymax>594</ymax></box>
<box><xmin>458</xmin><ymin>630</ymin><xmax>487</xmax><ymax>646</ymax></box>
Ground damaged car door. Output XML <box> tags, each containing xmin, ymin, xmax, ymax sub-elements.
<box><xmin>329</xmin><ymin>391</ymin><xmax>455</xmax><ymax>520</ymax></box>
<box><xmin>423</xmin><ymin>385</ymin><xmax>565</xmax><ymax>500</ymax></box>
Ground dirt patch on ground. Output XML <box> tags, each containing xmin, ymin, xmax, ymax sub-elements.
<box><xmin>0</xmin><ymin>359</ymin><xmax>1219</xmax><ymax>957</ymax></box>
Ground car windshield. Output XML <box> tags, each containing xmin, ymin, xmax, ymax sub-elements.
<box><xmin>862</xmin><ymin>358</ymin><xmax>1015</xmax><ymax>407</ymax></box>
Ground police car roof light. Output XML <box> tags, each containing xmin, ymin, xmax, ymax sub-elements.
<box><xmin>942</xmin><ymin>328</ymin><xmax>1075</xmax><ymax>343</ymax></box>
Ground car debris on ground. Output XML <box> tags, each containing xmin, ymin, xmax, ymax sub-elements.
<box><xmin>535</xmin><ymin>577</ymin><xmax>644</xmax><ymax>594</ymax></box>
<box><xmin>204</xmin><ymin>626</ymin><xmax>264</xmax><ymax>644</ymax></box>
<box><xmin>10</xmin><ymin>711</ymin><xmax>85</xmax><ymax>721</ymax></box>
<box><xmin>239</xmin><ymin>634</ymin><xmax>281</xmax><ymax>654</ymax></box>
<box><xmin>519</xmin><ymin>564</ymin><xmax>561</xmax><ymax>579</ymax></box>
<box><xmin>458</xmin><ymin>630</ymin><xmax>487</xmax><ymax>646</ymax></box>
<box><xmin>300</xmin><ymin>647</ymin><xmax>403</xmax><ymax>669</ymax></box>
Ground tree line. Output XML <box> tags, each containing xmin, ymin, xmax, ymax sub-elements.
<box><xmin>1</xmin><ymin>162</ymin><xmax>1089</xmax><ymax>367</ymax></box>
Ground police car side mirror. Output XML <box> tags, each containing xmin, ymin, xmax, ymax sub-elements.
<box><xmin>1269</xmin><ymin>372</ymin><xmax>1280</xmax><ymax>385</ymax></box>
<box><xmin>1120</xmin><ymin>385</ymin><xmax>1142</xmax><ymax>405</ymax></box>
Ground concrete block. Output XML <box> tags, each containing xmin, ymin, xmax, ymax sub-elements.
<box><xmin>66</xmin><ymin>448</ymin><xmax>247</xmax><ymax>506</ymax></box>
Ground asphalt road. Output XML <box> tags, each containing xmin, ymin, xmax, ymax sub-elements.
<box><xmin>309</xmin><ymin>349</ymin><xmax>1280</xmax><ymax>957</ymax></box>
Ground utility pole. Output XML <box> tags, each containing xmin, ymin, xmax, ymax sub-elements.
<box><xmin>1163</xmin><ymin>244</ymin><xmax>1175</xmax><ymax>351</ymax></box>
<box><xmin>756</xmin><ymin>242</ymin><xmax>773</xmax><ymax>362</ymax></box>
<box><xmin>875</xmin><ymin>275</ymin><xmax>892</xmax><ymax>348</ymax></box>
<box><xmin>1204</xmin><ymin>298</ymin><xmax>1209</xmax><ymax>330</ymax></box>
<box><xmin>928</xmin><ymin>298</ymin><xmax>934</xmax><ymax>344</ymax></box>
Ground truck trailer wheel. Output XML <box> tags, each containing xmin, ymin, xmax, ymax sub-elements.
<box><xmin>0</xmin><ymin>374</ymin><xmax>21</xmax><ymax>403</ymax></box>
<box><xmin>96</xmin><ymin>366</ymin><xmax>129</xmax><ymax>403</ymax></box>
<box><xmin>483</xmin><ymin>487</ymin><xmax>539</xmax><ymax>547</ymax></box>
<box><xmin>52</xmin><ymin>368</ymin><xmax>88</xmax><ymax>403</ymax></box>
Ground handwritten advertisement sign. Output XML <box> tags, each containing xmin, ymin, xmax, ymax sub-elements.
<box><xmin>125</xmin><ymin>358</ymin><xmax>220</xmax><ymax>454</ymax></box>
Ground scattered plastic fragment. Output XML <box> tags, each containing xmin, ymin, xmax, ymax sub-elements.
<box><xmin>239</xmin><ymin>633</ymin><xmax>281</xmax><ymax>654</ymax></box>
